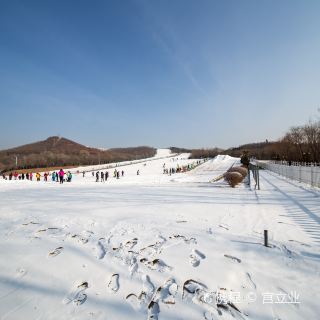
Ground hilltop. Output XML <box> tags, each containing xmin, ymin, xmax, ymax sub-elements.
<box><xmin>0</xmin><ymin>136</ymin><xmax>156</xmax><ymax>172</ymax></box>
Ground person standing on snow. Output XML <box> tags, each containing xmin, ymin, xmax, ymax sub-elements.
<box><xmin>101</xmin><ymin>171</ymin><xmax>105</xmax><ymax>182</ymax></box>
<box><xmin>95</xmin><ymin>171</ymin><xmax>99</xmax><ymax>182</ymax></box>
<box><xmin>59</xmin><ymin>169</ymin><xmax>65</xmax><ymax>184</ymax></box>
<box><xmin>105</xmin><ymin>171</ymin><xmax>109</xmax><ymax>181</ymax></box>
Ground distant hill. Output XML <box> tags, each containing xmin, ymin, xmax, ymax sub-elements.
<box><xmin>170</xmin><ymin>142</ymin><xmax>282</xmax><ymax>160</ymax></box>
<box><xmin>0</xmin><ymin>136</ymin><xmax>156</xmax><ymax>172</ymax></box>
<box><xmin>224</xmin><ymin>141</ymin><xmax>283</xmax><ymax>159</ymax></box>
<box><xmin>169</xmin><ymin>146</ymin><xmax>224</xmax><ymax>159</ymax></box>
<box><xmin>3</xmin><ymin>136</ymin><xmax>94</xmax><ymax>155</ymax></box>
<box><xmin>169</xmin><ymin>147</ymin><xmax>193</xmax><ymax>154</ymax></box>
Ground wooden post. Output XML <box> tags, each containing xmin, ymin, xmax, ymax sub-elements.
<box><xmin>264</xmin><ymin>230</ymin><xmax>268</xmax><ymax>247</ymax></box>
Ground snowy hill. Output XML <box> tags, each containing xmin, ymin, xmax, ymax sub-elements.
<box><xmin>0</xmin><ymin>137</ymin><xmax>156</xmax><ymax>172</ymax></box>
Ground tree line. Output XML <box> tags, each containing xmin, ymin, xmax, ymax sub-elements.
<box><xmin>226</xmin><ymin>119</ymin><xmax>320</xmax><ymax>162</ymax></box>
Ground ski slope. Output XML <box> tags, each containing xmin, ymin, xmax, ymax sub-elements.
<box><xmin>0</xmin><ymin>149</ymin><xmax>319</xmax><ymax>320</ymax></box>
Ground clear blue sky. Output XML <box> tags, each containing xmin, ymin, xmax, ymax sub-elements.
<box><xmin>1</xmin><ymin>0</ymin><xmax>320</xmax><ymax>149</ymax></box>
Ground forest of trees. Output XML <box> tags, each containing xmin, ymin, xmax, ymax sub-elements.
<box><xmin>189</xmin><ymin>148</ymin><xmax>222</xmax><ymax>159</ymax></box>
<box><xmin>170</xmin><ymin>147</ymin><xmax>222</xmax><ymax>159</ymax></box>
<box><xmin>226</xmin><ymin>119</ymin><xmax>320</xmax><ymax>162</ymax></box>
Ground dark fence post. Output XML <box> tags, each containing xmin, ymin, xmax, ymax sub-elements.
<box><xmin>264</xmin><ymin>230</ymin><xmax>268</xmax><ymax>247</ymax></box>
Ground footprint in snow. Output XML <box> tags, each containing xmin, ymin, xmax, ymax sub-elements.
<box><xmin>126</xmin><ymin>293</ymin><xmax>146</xmax><ymax>312</ymax></box>
<box><xmin>15</xmin><ymin>267</ymin><xmax>27</xmax><ymax>278</ymax></box>
<box><xmin>147</xmin><ymin>301</ymin><xmax>160</xmax><ymax>320</ymax></box>
<box><xmin>70</xmin><ymin>234</ymin><xmax>89</xmax><ymax>244</ymax></box>
<box><xmin>182</xmin><ymin>279</ymin><xmax>208</xmax><ymax>300</ymax></box>
<box><xmin>140</xmin><ymin>245</ymin><xmax>158</xmax><ymax>257</ymax></box>
<box><xmin>140</xmin><ymin>258</ymin><xmax>172</xmax><ymax>273</ymax></box>
<box><xmin>36</xmin><ymin>227</ymin><xmax>63</xmax><ymax>237</ymax></box>
<box><xmin>48</xmin><ymin>247</ymin><xmax>64</xmax><ymax>257</ymax></box>
<box><xmin>183</xmin><ymin>280</ymin><xmax>244</xmax><ymax>319</ymax></box>
<box><xmin>142</xmin><ymin>274</ymin><xmax>155</xmax><ymax>298</ymax></box>
<box><xmin>108</xmin><ymin>274</ymin><xmax>120</xmax><ymax>293</ymax></box>
<box><xmin>124</xmin><ymin>238</ymin><xmax>138</xmax><ymax>249</ymax></box>
<box><xmin>94</xmin><ymin>240</ymin><xmax>106</xmax><ymax>259</ymax></box>
<box><xmin>126</xmin><ymin>275</ymin><xmax>155</xmax><ymax>312</ymax></box>
<box><xmin>190</xmin><ymin>249</ymin><xmax>206</xmax><ymax>267</ymax></box>
<box><xmin>224</xmin><ymin>254</ymin><xmax>241</xmax><ymax>263</ymax></box>
<box><xmin>203</xmin><ymin>311</ymin><xmax>216</xmax><ymax>320</ymax></box>
<box><xmin>129</xmin><ymin>257</ymin><xmax>139</xmax><ymax>276</ymax></box>
<box><xmin>153</xmin><ymin>278</ymin><xmax>178</xmax><ymax>305</ymax></box>
<box><xmin>63</xmin><ymin>281</ymin><xmax>88</xmax><ymax>306</ymax></box>
<box><xmin>169</xmin><ymin>234</ymin><xmax>197</xmax><ymax>244</ymax></box>
<box><xmin>22</xmin><ymin>221</ymin><xmax>39</xmax><ymax>226</ymax></box>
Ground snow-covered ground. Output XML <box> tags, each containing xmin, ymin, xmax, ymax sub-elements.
<box><xmin>71</xmin><ymin>148</ymin><xmax>177</xmax><ymax>174</ymax></box>
<box><xmin>0</xmin><ymin>149</ymin><xmax>319</xmax><ymax>320</ymax></box>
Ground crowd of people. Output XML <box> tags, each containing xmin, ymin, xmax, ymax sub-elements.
<box><xmin>162</xmin><ymin>161</ymin><xmax>201</xmax><ymax>175</ymax></box>
<box><xmin>1</xmin><ymin>169</ymin><xmax>73</xmax><ymax>184</ymax></box>
<box><xmin>1</xmin><ymin>159</ymin><xmax>206</xmax><ymax>184</ymax></box>
<box><xmin>89</xmin><ymin>168</ymin><xmax>137</xmax><ymax>182</ymax></box>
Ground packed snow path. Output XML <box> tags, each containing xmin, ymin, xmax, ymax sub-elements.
<box><xmin>0</xmin><ymin>151</ymin><xmax>319</xmax><ymax>320</ymax></box>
